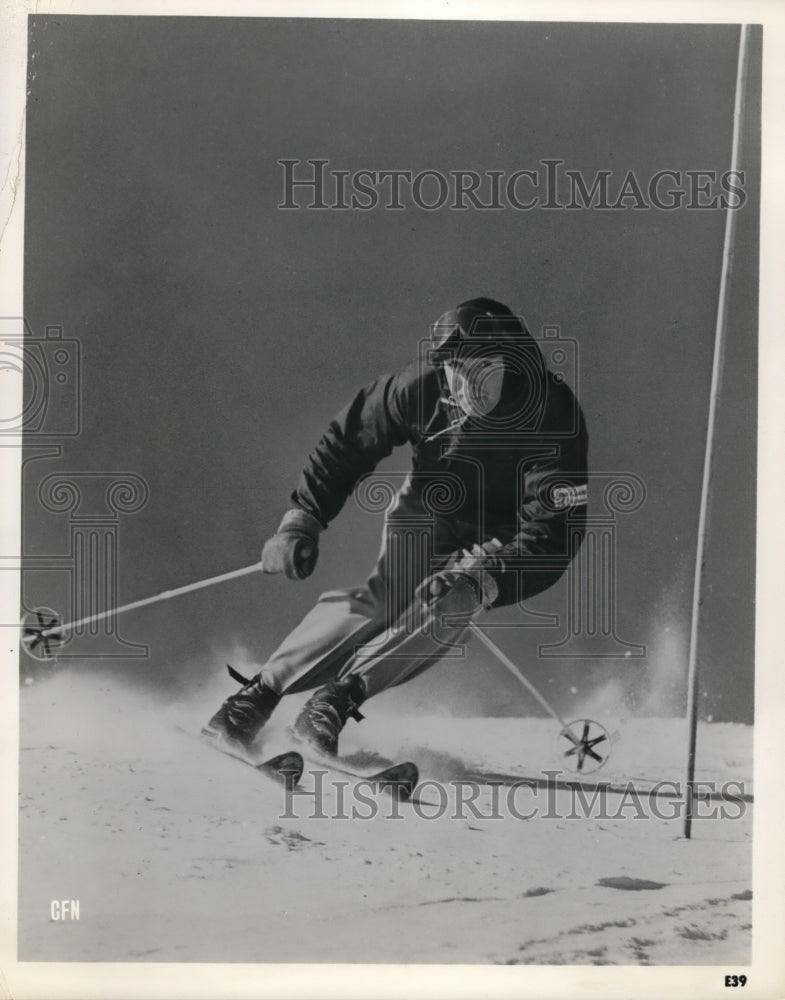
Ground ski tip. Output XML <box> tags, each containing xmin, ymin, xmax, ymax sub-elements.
<box><xmin>371</xmin><ymin>761</ymin><xmax>419</xmax><ymax>800</ymax></box>
<box><xmin>193</xmin><ymin>727</ymin><xmax>303</xmax><ymax>788</ymax></box>
<box><xmin>258</xmin><ymin>751</ymin><xmax>304</xmax><ymax>789</ymax></box>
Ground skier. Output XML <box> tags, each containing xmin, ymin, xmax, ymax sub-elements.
<box><xmin>203</xmin><ymin>298</ymin><xmax>588</xmax><ymax>758</ymax></box>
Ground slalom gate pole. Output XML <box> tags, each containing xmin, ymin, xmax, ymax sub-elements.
<box><xmin>683</xmin><ymin>24</ymin><xmax>749</xmax><ymax>839</ymax></box>
<box><xmin>37</xmin><ymin>561</ymin><xmax>266</xmax><ymax>639</ymax></box>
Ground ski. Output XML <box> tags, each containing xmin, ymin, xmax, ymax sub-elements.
<box><xmin>177</xmin><ymin>722</ymin><xmax>415</xmax><ymax>798</ymax></box>
<box><xmin>297</xmin><ymin>749</ymin><xmax>419</xmax><ymax>801</ymax></box>
<box><xmin>177</xmin><ymin>724</ymin><xmax>304</xmax><ymax>788</ymax></box>
<box><xmin>240</xmin><ymin>749</ymin><xmax>304</xmax><ymax>790</ymax></box>
<box><xmin>465</xmin><ymin>767</ymin><xmax>754</xmax><ymax>803</ymax></box>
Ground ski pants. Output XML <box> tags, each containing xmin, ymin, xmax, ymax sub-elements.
<box><xmin>260</xmin><ymin>479</ymin><xmax>577</xmax><ymax>700</ymax></box>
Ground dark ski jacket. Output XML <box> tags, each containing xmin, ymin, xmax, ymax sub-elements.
<box><xmin>291</xmin><ymin>341</ymin><xmax>588</xmax><ymax>607</ymax></box>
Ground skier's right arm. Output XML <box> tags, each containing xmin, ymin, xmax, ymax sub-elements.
<box><xmin>290</xmin><ymin>371</ymin><xmax>415</xmax><ymax>527</ymax></box>
<box><xmin>262</xmin><ymin>371</ymin><xmax>415</xmax><ymax>579</ymax></box>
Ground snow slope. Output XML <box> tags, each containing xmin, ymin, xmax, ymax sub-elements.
<box><xmin>16</xmin><ymin>673</ymin><xmax>752</xmax><ymax>965</ymax></box>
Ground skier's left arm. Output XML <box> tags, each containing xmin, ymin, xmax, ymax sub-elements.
<box><xmin>476</xmin><ymin>441</ymin><xmax>589</xmax><ymax>608</ymax></box>
<box><xmin>430</xmin><ymin>427</ymin><xmax>589</xmax><ymax>610</ymax></box>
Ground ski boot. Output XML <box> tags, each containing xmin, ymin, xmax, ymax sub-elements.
<box><xmin>293</xmin><ymin>674</ymin><xmax>367</xmax><ymax>757</ymax></box>
<box><xmin>202</xmin><ymin>667</ymin><xmax>281</xmax><ymax>752</ymax></box>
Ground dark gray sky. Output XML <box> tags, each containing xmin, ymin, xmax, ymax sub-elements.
<box><xmin>23</xmin><ymin>18</ymin><xmax>758</xmax><ymax>722</ymax></box>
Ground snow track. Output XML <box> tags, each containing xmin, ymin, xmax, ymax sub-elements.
<box><xmin>17</xmin><ymin>674</ymin><xmax>752</xmax><ymax>964</ymax></box>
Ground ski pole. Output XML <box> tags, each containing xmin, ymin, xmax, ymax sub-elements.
<box><xmin>467</xmin><ymin>622</ymin><xmax>571</xmax><ymax>731</ymax></box>
<box><xmin>467</xmin><ymin>622</ymin><xmax>609</xmax><ymax>770</ymax></box>
<box><xmin>22</xmin><ymin>560</ymin><xmax>269</xmax><ymax>656</ymax></box>
<box><xmin>44</xmin><ymin>560</ymin><xmax>265</xmax><ymax>637</ymax></box>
